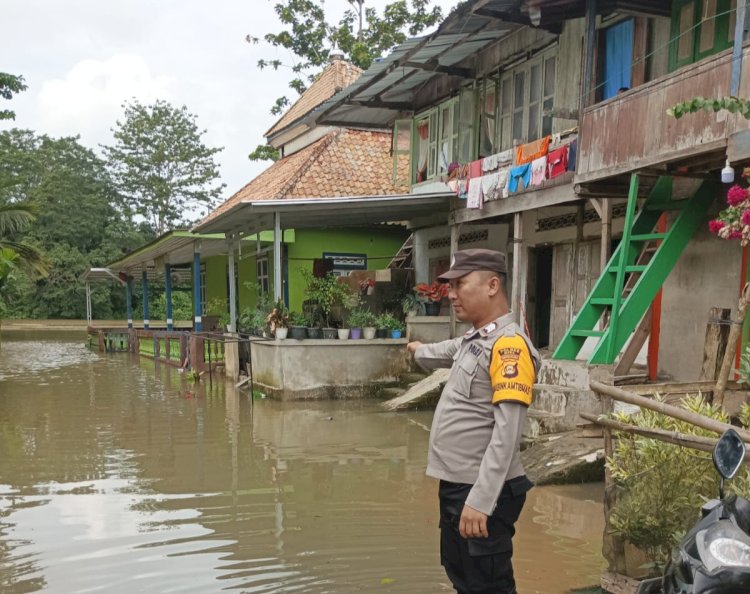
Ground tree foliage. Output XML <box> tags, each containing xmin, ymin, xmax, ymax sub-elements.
<box><xmin>248</xmin><ymin>144</ymin><xmax>281</xmax><ymax>162</ymax></box>
<box><xmin>103</xmin><ymin>100</ymin><xmax>225</xmax><ymax>235</ymax></box>
<box><xmin>0</xmin><ymin>130</ymin><xmax>151</xmax><ymax>319</ymax></box>
<box><xmin>0</xmin><ymin>73</ymin><xmax>27</xmax><ymax>121</ymax></box>
<box><xmin>249</xmin><ymin>0</ymin><xmax>442</xmax><ymax>116</ymax></box>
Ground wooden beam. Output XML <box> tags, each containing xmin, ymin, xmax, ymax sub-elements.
<box><xmin>699</xmin><ymin>307</ymin><xmax>732</xmax><ymax>382</ymax></box>
<box><xmin>590</xmin><ymin>380</ymin><xmax>750</xmax><ymax>442</ymax></box>
<box><xmin>614</xmin><ymin>307</ymin><xmax>652</xmax><ymax>377</ymax></box>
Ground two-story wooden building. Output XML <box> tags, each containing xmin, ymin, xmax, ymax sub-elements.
<box><xmin>314</xmin><ymin>0</ymin><xmax>750</xmax><ymax>382</ymax></box>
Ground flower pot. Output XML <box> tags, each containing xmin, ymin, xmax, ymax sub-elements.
<box><xmin>376</xmin><ymin>328</ymin><xmax>388</xmax><ymax>339</ymax></box>
<box><xmin>390</xmin><ymin>329</ymin><xmax>402</xmax><ymax>339</ymax></box>
<box><xmin>275</xmin><ymin>327</ymin><xmax>288</xmax><ymax>340</ymax></box>
<box><xmin>337</xmin><ymin>328</ymin><xmax>350</xmax><ymax>340</ymax></box>
<box><xmin>350</xmin><ymin>327</ymin><xmax>362</xmax><ymax>339</ymax></box>
<box><xmin>424</xmin><ymin>302</ymin><xmax>441</xmax><ymax>316</ymax></box>
<box><xmin>306</xmin><ymin>327</ymin><xmax>323</xmax><ymax>339</ymax></box>
<box><xmin>322</xmin><ymin>328</ymin><xmax>337</xmax><ymax>340</ymax></box>
<box><xmin>363</xmin><ymin>326</ymin><xmax>376</xmax><ymax>340</ymax></box>
<box><xmin>289</xmin><ymin>326</ymin><xmax>306</xmax><ymax>340</ymax></box>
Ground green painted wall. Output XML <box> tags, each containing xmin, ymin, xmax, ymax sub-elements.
<box><xmin>204</xmin><ymin>228</ymin><xmax>408</xmax><ymax>316</ymax></box>
<box><xmin>286</xmin><ymin>227</ymin><xmax>408</xmax><ymax>312</ymax></box>
<box><xmin>204</xmin><ymin>255</ymin><xmax>228</xmax><ymax>314</ymax></box>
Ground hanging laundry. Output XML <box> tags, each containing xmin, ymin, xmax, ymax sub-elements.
<box><xmin>467</xmin><ymin>176</ymin><xmax>484</xmax><ymax>209</ymax></box>
<box><xmin>567</xmin><ymin>139</ymin><xmax>578</xmax><ymax>172</ymax></box>
<box><xmin>480</xmin><ymin>172</ymin><xmax>501</xmax><ymax>202</ymax></box>
<box><xmin>497</xmin><ymin>168</ymin><xmax>510</xmax><ymax>199</ymax></box>
<box><xmin>515</xmin><ymin>136</ymin><xmax>551</xmax><ymax>165</ymax></box>
<box><xmin>497</xmin><ymin>148</ymin><xmax>513</xmax><ymax>165</ymax></box>
<box><xmin>507</xmin><ymin>163</ymin><xmax>532</xmax><ymax>193</ymax></box>
<box><xmin>469</xmin><ymin>159</ymin><xmax>483</xmax><ymax>179</ymax></box>
<box><xmin>482</xmin><ymin>154</ymin><xmax>499</xmax><ymax>172</ymax></box>
<box><xmin>547</xmin><ymin>145</ymin><xmax>569</xmax><ymax>179</ymax></box>
<box><xmin>531</xmin><ymin>156</ymin><xmax>547</xmax><ymax>186</ymax></box>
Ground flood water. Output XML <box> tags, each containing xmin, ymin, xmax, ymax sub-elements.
<box><xmin>0</xmin><ymin>333</ymin><xmax>605</xmax><ymax>593</ymax></box>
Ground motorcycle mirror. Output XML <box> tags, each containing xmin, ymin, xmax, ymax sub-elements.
<box><xmin>713</xmin><ymin>428</ymin><xmax>746</xmax><ymax>481</ymax></box>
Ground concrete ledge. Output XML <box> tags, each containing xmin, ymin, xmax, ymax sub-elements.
<box><xmin>407</xmin><ymin>316</ymin><xmax>471</xmax><ymax>343</ymax></box>
<box><xmin>250</xmin><ymin>338</ymin><xmax>411</xmax><ymax>400</ymax></box>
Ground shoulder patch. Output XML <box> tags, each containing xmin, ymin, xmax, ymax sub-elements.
<box><xmin>489</xmin><ymin>334</ymin><xmax>536</xmax><ymax>407</ymax></box>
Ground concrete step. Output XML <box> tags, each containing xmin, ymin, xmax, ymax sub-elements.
<box><xmin>530</xmin><ymin>384</ymin><xmax>601</xmax><ymax>436</ymax></box>
<box><xmin>382</xmin><ymin>368</ymin><xmax>450</xmax><ymax>411</ymax></box>
<box><xmin>399</xmin><ymin>372</ymin><xmax>430</xmax><ymax>384</ymax></box>
<box><xmin>381</xmin><ymin>387</ymin><xmax>406</xmax><ymax>399</ymax></box>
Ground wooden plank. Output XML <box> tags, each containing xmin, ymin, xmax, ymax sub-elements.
<box><xmin>601</xmin><ymin>572</ymin><xmax>657</xmax><ymax>594</ymax></box>
<box><xmin>614</xmin><ymin>308</ymin><xmax>653</xmax><ymax>376</ymax></box>
<box><xmin>622</xmin><ymin>380</ymin><xmax>742</xmax><ymax>396</ymax></box>
<box><xmin>699</xmin><ymin>307</ymin><xmax>731</xmax><ymax>382</ymax></box>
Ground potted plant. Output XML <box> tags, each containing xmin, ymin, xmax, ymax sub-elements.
<box><xmin>402</xmin><ymin>292</ymin><xmax>425</xmax><ymax>317</ymax></box>
<box><xmin>361</xmin><ymin>310</ymin><xmax>378</xmax><ymax>339</ymax></box>
<box><xmin>302</xmin><ymin>270</ymin><xmax>356</xmax><ymax>337</ymax></box>
<box><xmin>378</xmin><ymin>313</ymin><xmax>404</xmax><ymax>339</ymax></box>
<box><xmin>337</xmin><ymin>327</ymin><xmax>350</xmax><ymax>340</ymax></box>
<box><xmin>359</xmin><ymin>277</ymin><xmax>375</xmax><ymax>297</ymax></box>
<box><xmin>375</xmin><ymin>313</ymin><xmax>389</xmax><ymax>339</ymax></box>
<box><xmin>306</xmin><ymin>308</ymin><xmax>324</xmax><ymax>339</ymax></box>
<box><xmin>238</xmin><ymin>307</ymin><xmax>267</xmax><ymax>336</ymax></box>
<box><xmin>206</xmin><ymin>296</ymin><xmax>230</xmax><ymax>332</ymax></box>
<box><xmin>415</xmin><ymin>281</ymin><xmax>448</xmax><ymax>316</ymax></box>
<box><xmin>288</xmin><ymin>311</ymin><xmax>308</xmax><ymax>339</ymax></box>
<box><xmin>347</xmin><ymin>308</ymin><xmax>374</xmax><ymax>340</ymax></box>
<box><xmin>266</xmin><ymin>300</ymin><xmax>290</xmax><ymax>339</ymax></box>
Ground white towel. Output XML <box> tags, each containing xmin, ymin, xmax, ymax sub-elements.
<box><xmin>480</xmin><ymin>172</ymin><xmax>500</xmax><ymax>202</ymax></box>
<box><xmin>482</xmin><ymin>154</ymin><xmax>499</xmax><ymax>172</ymax></box>
<box><xmin>531</xmin><ymin>156</ymin><xmax>547</xmax><ymax>186</ymax></box>
<box><xmin>467</xmin><ymin>177</ymin><xmax>483</xmax><ymax>209</ymax></box>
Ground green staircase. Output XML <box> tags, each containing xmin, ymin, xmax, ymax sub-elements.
<box><xmin>553</xmin><ymin>174</ymin><xmax>716</xmax><ymax>364</ymax></box>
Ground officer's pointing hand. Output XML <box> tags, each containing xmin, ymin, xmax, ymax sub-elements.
<box><xmin>406</xmin><ymin>341</ymin><xmax>423</xmax><ymax>354</ymax></box>
<box><xmin>459</xmin><ymin>505</ymin><xmax>489</xmax><ymax>539</ymax></box>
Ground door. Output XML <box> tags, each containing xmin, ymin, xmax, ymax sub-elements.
<box><xmin>550</xmin><ymin>243</ymin><xmax>574</xmax><ymax>349</ymax></box>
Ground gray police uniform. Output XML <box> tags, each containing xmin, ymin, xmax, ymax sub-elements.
<box><xmin>415</xmin><ymin>311</ymin><xmax>541</xmax><ymax>594</ymax></box>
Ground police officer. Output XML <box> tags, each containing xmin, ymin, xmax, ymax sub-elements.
<box><xmin>407</xmin><ymin>248</ymin><xmax>540</xmax><ymax>594</ymax></box>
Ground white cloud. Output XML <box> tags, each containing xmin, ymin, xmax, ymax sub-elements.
<box><xmin>35</xmin><ymin>54</ymin><xmax>175</xmax><ymax>149</ymax></box>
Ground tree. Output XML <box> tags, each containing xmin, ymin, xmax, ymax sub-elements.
<box><xmin>0</xmin><ymin>130</ymin><xmax>150</xmax><ymax>319</ymax></box>
<box><xmin>249</xmin><ymin>0</ymin><xmax>442</xmax><ymax>115</ymax></box>
<box><xmin>248</xmin><ymin>144</ymin><xmax>281</xmax><ymax>163</ymax></box>
<box><xmin>103</xmin><ymin>100</ymin><xmax>225</xmax><ymax>235</ymax></box>
<box><xmin>0</xmin><ymin>202</ymin><xmax>46</xmax><ymax>278</ymax></box>
<box><xmin>0</xmin><ymin>73</ymin><xmax>27</xmax><ymax>120</ymax></box>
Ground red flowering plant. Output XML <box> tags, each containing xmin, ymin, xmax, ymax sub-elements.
<box><xmin>414</xmin><ymin>281</ymin><xmax>449</xmax><ymax>303</ymax></box>
<box><xmin>711</xmin><ymin>172</ymin><xmax>750</xmax><ymax>245</ymax></box>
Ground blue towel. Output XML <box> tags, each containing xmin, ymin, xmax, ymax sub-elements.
<box><xmin>507</xmin><ymin>163</ymin><xmax>532</xmax><ymax>193</ymax></box>
<box><xmin>567</xmin><ymin>139</ymin><xmax>577</xmax><ymax>172</ymax></box>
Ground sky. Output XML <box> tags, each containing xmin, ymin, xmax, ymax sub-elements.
<box><xmin>2</xmin><ymin>0</ymin><xmax>456</xmax><ymax>215</ymax></box>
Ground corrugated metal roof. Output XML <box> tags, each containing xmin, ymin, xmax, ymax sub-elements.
<box><xmin>314</xmin><ymin>0</ymin><xmax>671</xmax><ymax>129</ymax></box>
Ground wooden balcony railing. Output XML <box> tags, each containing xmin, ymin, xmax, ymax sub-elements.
<box><xmin>576</xmin><ymin>45</ymin><xmax>750</xmax><ymax>184</ymax></box>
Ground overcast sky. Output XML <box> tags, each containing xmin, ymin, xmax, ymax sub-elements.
<box><xmin>2</xmin><ymin>0</ymin><xmax>455</xmax><ymax>216</ymax></box>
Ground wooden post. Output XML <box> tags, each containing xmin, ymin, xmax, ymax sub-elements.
<box><xmin>449</xmin><ymin>223</ymin><xmax>461</xmax><ymax>338</ymax></box>
<box><xmin>699</xmin><ymin>307</ymin><xmax>732</xmax><ymax>384</ymax></box>
<box><xmin>512</xmin><ymin>213</ymin><xmax>525</xmax><ymax>327</ymax></box>
<box><xmin>715</xmin><ymin>283</ymin><xmax>750</xmax><ymax>406</ymax></box>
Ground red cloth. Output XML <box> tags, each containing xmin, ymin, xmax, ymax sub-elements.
<box><xmin>547</xmin><ymin>145</ymin><xmax>569</xmax><ymax>179</ymax></box>
<box><xmin>468</xmin><ymin>159</ymin><xmax>483</xmax><ymax>179</ymax></box>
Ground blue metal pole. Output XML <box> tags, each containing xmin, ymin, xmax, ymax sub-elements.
<box><xmin>165</xmin><ymin>263</ymin><xmax>173</xmax><ymax>331</ymax></box>
<box><xmin>142</xmin><ymin>270</ymin><xmax>150</xmax><ymax>330</ymax></box>
<box><xmin>193</xmin><ymin>250</ymin><xmax>202</xmax><ymax>332</ymax></box>
<box><xmin>126</xmin><ymin>278</ymin><xmax>134</xmax><ymax>329</ymax></box>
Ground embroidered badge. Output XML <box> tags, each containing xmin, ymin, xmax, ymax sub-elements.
<box><xmin>497</xmin><ymin>346</ymin><xmax>522</xmax><ymax>379</ymax></box>
<box><xmin>482</xmin><ymin>322</ymin><xmax>497</xmax><ymax>334</ymax></box>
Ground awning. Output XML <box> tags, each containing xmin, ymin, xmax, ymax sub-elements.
<box><xmin>193</xmin><ymin>192</ymin><xmax>453</xmax><ymax>237</ymax></box>
<box><xmin>314</xmin><ymin>0</ymin><xmax>671</xmax><ymax>129</ymax></box>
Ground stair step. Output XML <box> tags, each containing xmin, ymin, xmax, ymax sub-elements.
<box><xmin>571</xmin><ymin>330</ymin><xmax>604</xmax><ymax>338</ymax></box>
<box><xmin>610</xmin><ymin>264</ymin><xmax>648</xmax><ymax>273</ymax></box>
<box><xmin>646</xmin><ymin>201</ymin><xmax>686</xmax><ymax>212</ymax></box>
<box><xmin>590</xmin><ymin>298</ymin><xmax>614</xmax><ymax>306</ymax></box>
<box><xmin>630</xmin><ymin>233</ymin><xmax>666</xmax><ymax>242</ymax></box>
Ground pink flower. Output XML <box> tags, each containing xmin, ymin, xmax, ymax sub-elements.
<box><xmin>729</xmin><ymin>231</ymin><xmax>744</xmax><ymax>240</ymax></box>
<box><xmin>742</xmin><ymin>211</ymin><xmax>750</xmax><ymax>226</ymax></box>
<box><xmin>727</xmin><ymin>185</ymin><xmax>749</xmax><ymax>206</ymax></box>
<box><xmin>709</xmin><ymin>220</ymin><xmax>726</xmax><ymax>234</ymax></box>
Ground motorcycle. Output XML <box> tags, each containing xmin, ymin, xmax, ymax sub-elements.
<box><xmin>636</xmin><ymin>428</ymin><xmax>750</xmax><ymax>594</ymax></box>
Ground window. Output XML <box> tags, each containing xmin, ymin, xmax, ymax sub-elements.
<box><xmin>438</xmin><ymin>99</ymin><xmax>459</xmax><ymax>174</ymax></box>
<box><xmin>498</xmin><ymin>51</ymin><xmax>557</xmax><ymax>151</ymax></box>
<box><xmin>479</xmin><ymin>79</ymin><xmax>498</xmax><ymax>158</ymax></box>
<box><xmin>257</xmin><ymin>257</ymin><xmax>269</xmax><ymax>295</ymax></box>
<box><xmin>669</xmin><ymin>0</ymin><xmax>735</xmax><ymax>71</ymax></box>
<box><xmin>413</xmin><ymin>111</ymin><xmax>437</xmax><ymax>183</ymax></box>
<box><xmin>598</xmin><ymin>19</ymin><xmax>635</xmax><ymax>101</ymax></box>
<box><xmin>458</xmin><ymin>86</ymin><xmax>476</xmax><ymax>163</ymax></box>
<box><xmin>199</xmin><ymin>263</ymin><xmax>207</xmax><ymax>314</ymax></box>
<box><xmin>322</xmin><ymin>252</ymin><xmax>368</xmax><ymax>277</ymax></box>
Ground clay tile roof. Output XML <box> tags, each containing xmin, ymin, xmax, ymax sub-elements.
<box><xmin>264</xmin><ymin>60</ymin><xmax>363</xmax><ymax>138</ymax></box>
<box><xmin>198</xmin><ymin>128</ymin><xmax>409</xmax><ymax>227</ymax></box>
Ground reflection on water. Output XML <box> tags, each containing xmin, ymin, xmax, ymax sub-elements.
<box><xmin>0</xmin><ymin>334</ymin><xmax>604</xmax><ymax>593</ymax></box>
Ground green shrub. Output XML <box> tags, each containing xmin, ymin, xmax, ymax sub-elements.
<box><xmin>608</xmin><ymin>394</ymin><xmax>750</xmax><ymax>570</ymax></box>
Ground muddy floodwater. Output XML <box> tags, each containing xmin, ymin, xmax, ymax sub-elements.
<box><xmin>0</xmin><ymin>334</ymin><xmax>605</xmax><ymax>593</ymax></box>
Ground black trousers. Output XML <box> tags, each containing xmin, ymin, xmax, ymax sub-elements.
<box><xmin>439</xmin><ymin>476</ymin><xmax>532</xmax><ymax>594</ymax></box>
